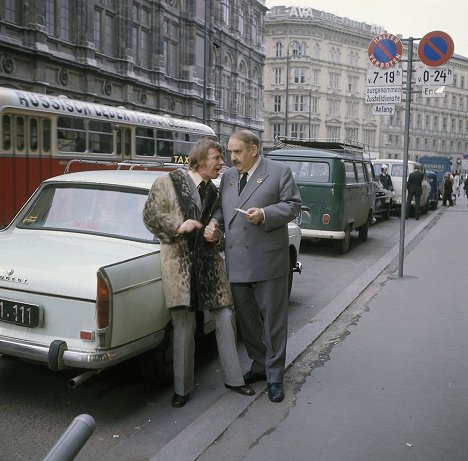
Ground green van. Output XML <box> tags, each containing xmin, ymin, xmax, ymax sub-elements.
<box><xmin>264</xmin><ymin>140</ymin><xmax>376</xmax><ymax>253</ymax></box>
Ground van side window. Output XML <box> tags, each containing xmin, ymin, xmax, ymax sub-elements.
<box><xmin>344</xmin><ymin>161</ymin><xmax>357</xmax><ymax>184</ymax></box>
<box><xmin>356</xmin><ymin>162</ymin><xmax>366</xmax><ymax>183</ymax></box>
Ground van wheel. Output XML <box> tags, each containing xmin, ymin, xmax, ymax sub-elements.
<box><xmin>336</xmin><ymin>225</ymin><xmax>351</xmax><ymax>254</ymax></box>
<box><xmin>138</xmin><ymin>326</ymin><xmax>174</xmax><ymax>386</ymax></box>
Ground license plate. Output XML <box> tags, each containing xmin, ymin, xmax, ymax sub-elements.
<box><xmin>0</xmin><ymin>298</ymin><xmax>42</xmax><ymax>328</ymax></box>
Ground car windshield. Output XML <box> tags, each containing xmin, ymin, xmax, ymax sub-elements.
<box><xmin>18</xmin><ymin>185</ymin><xmax>155</xmax><ymax>241</ymax></box>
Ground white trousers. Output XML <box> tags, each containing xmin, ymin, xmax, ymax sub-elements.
<box><xmin>171</xmin><ymin>307</ymin><xmax>244</xmax><ymax>396</ymax></box>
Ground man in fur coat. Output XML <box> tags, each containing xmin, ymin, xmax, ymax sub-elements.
<box><xmin>143</xmin><ymin>139</ymin><xmax>254</xmax><ymax>407</ymax></box>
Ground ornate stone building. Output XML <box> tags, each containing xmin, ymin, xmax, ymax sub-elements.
<box><xmin>0</xmin><ymin>0</ymin><xmax>266</xmax><ymax>145</ymax></box>
<box><xmin>264</xmin><ymin>4</ymin><xmax>468</xmax><ymax>168</ymax></box>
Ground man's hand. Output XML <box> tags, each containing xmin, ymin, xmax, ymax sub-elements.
<box><xmin>203</xmin><ymin>218</ymin><xmax>221</xmax><ymax>243</ymax></box>
<box><xmin>177</xmin><ymin>219</ymin><xmax>203</xmax><ymax>234</ymax></box>
<box><xmin>244</xmin><ymin>207</ymin><xmax>264</xmax><ymax>224</ymax></box>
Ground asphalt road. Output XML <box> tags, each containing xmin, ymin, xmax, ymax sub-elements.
<box><xmin>0</xmin><ymin>212</ymin><xmax>426</xmax><ymax>461</ymax></box>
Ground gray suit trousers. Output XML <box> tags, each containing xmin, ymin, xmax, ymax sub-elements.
<box><xmin>171</xmin><ymin>306</ymin><xmax>244</xmax><ymax>396</ymax></box>
<box><xmin>231</xmin><ymin>275</ymin><xmax>289</xmax><ymax>384</ymax></box>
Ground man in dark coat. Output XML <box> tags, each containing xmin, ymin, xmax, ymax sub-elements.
<box><xmin>406</xmin><ymin>165</ymin><xmax>425</xmax><ymax>219</ymax></box>
<box><xmin>442</xmin><ymin>172</ymin><xmax>454</xmax><ymax>206</ymax></box>
<box><xmin>143</xmin><ymin>139</ymin><xmax>254</xmax><ymax>407</ymax></box>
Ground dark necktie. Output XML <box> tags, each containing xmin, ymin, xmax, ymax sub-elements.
<box><xmin>198</xmin><ymin>181</ymin><xmax>206</xmax><ymax>203</ymax></box>
<box><xmin>239</xmin><ymin>173</ymin><xmax>248</xmax><ymax>194</ymax></box>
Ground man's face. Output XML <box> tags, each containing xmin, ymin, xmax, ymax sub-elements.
<box><xmin>198</xmin><ymin>148</ymin><xmax>225</xmax><ymax>180</ymax></box>
<box><xmin>227</xmin><ymin>137</ymin><xmax>257</xmax><ymax>173</ymax></box>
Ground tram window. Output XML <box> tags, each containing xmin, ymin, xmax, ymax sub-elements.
<box><xmin>116</xmin><ymin>127</ymin><xmax>131</xmax><ymax>157</ymax></box>
<box><xmin>42</xmin><ymin>119</ymin><xmax>51</xmax><ymax>152</ymax></box>
<box><xmin>30</xmin><ymin>118</ymin><xmax>38</xmax><ymax>151</ymax></box>
<box><xmin>2</xmin><ymin>115</ymin><xmax>11</xmax><ymax>150</ymax></box>
<box><xmin>158</xmin><ymin>140</ymin><xmax>173</xmax><ymax>157</ymax></box>
<box><xmin>16</xmin><ymin>116</ymin><xmax>25</xmax><ymax>150</ymax></box>
<box><xmin>88</xmin><ymin>120</ymin><xmax>113</xmax><ymax>154</ymax></box>
<box><xmin>136</xmin><ymin>126</ymin><xmax>155</xmax><ymax>156</ymax></box>
<box><xmin>57</xmin><ymin>116</ymin><xmax>85</xmax><ymax>152</ymax></box>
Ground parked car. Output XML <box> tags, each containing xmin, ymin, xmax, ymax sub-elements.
<box><xmin>265</xmin><ymin>139</ymin><xmax>375</xmax><ymax>254</ymax></box>
<box><xmin>372</xmin><ymin>159</ymin><xmax>431</xmax><ymax>214</ymax></box>
<box><xmin>0</xmin><ymin>166</ymin><xmax>302</xmax><ymax>386</ymax></box>
<box><xmin>426</xmin><ymin>170</ymin><xmax>439</xmax><ymax>210</ymax></box>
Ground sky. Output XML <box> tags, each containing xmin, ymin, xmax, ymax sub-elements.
<box><xmin>264</xmin><ymin>0</ymin><xmax>468</xmax><ymax>59</ymax></box>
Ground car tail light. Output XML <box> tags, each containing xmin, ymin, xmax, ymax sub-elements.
<box><xmin>96</xmin><ymin>272</ymin><xmax>110</xmax><ymax>329</ymax></box>
<box><xmin>322</xmin><ymin>213</ymin><xmax>330</xmax><ymax>224</ymax></box>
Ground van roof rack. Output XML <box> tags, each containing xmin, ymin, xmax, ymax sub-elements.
<box><xmin>275</xmin><ymin>138</ymin><xmax>370</xmax><ymax>159</ymax></box>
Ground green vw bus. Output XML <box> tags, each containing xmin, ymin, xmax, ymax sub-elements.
<box><xmin>264</xmin><ymin>140</ymin><xmax>376</xmax><ymax>253</ymax></box>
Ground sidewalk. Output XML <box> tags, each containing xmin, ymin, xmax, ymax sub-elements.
<box><xmin>151</xmin><ymin>204</ymin><xmax>468</xmax><ymax>461</ymax></box>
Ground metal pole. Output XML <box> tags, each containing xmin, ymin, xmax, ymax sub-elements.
<box><xmin>398</xmin><ymin>37</ymin><xmax>414</xmax><ymax>278</ymax></box>
<box><xmin>202</xmin><ymin>0</ymin><xmax>210</xmax><ymax>124</ymax></box>
<box><xmin>43</xmin><ymin>414</ymin><xmax>96</xmax><ymax>461</ymax></box>
<box><xmin>285</xmin><ymin>48</ymin><xmax>290</xmax><ymax>138</ymax></box>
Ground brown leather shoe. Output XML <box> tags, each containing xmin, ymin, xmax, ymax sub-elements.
<box><xmin>225</xmin><ymin>384</ymin><xmax>255</xmax><ymax>396</ymax></box>
<box><xmin>171</xmin><ymin>393</ymin><xmax>190</xmax><ymax>408</ymax></box>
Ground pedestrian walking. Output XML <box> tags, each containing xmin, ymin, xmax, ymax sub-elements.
<box><xmin>406</xmin><ymin>165</ymin><xmax>424</xmax><ymax>219</ymax></box>
<box><xmin>442</xmin><ymin>172</ymin><xmax>454</xmax><ymax>207</ymax></box>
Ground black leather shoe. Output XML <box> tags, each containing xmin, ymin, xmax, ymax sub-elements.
<box><xmin>243</xmin><ymin>370</ymin><xmax>266</xmax><ymax>385</ymax></box>
<box><xmin>267</xmin><ymin>383</ymin><xmax>284</xmax><ymax>402</ymax></box>
<box><xmin>171</xmin><ymin>393</ymin><xmax>190</xmax><ymax>408</ymax></box>
<box><xmin>225</xmin><ymin>384</ymin><xmax>255</xmax><ymax>396</ymax></box>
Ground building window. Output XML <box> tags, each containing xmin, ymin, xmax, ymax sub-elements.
<box><xmin>329</xmin><ymin>72</ymin><xmax>340</xmax><ymax>89</ymax></box>
<box><xmin>132</xmin><ymin>4</ymin><xmax>151</xmax><ymax>68</ymax></box>
<box><xmin>312</xmin><ymin>69</ymin><xmax>320</xmax><ymax>86</ymax></box>
<box><xmin>275</xmin><ymin>42</ymin><xmax>283</xmax><ymax>58</ymax></box>
<box><xmin>237</xmin><ymin>61</ymin><xmax>247</xmax><ymax>116</ymax></box>
<box><xmin>347</xmin><ymin>75</ymin><xmax>359</xmax><ymax>92</ymax></box>
<box><xmin>293</xmin><ymin>95</ymin><xmax>305</xmax><ymax>112</ymax></box>
<box><xmin>274</xmin><ymin>68</ymin><xmax>282</xmax><ymax>85</ymax></box>
<box><xmin>222</xmin><ymin>54</ymin><xmax>232</xmax><ymax>114</ymax></box>
<box><xmin>291</xmin><ymin>123</ymin><xmax>306</xmax><ymax>139</ymax></box>
<box><xmin>3</xmin><ymin>0</ymin><xmax>18</xmax><ymax>22</ymax></box>
<box><xmin>310</xmin><ymin>96</ymin><xmax>319</xmax><ymax>115</ymax></box>
<box><xmin>364</xmin><ymin>129</ymin><xmax>375</xmax><ymax>147</ymax></box>
<box><xmin>163</xmin><ymin>19</ymin><xmax>179</xmax><ymax>77</ymax></box>
<box><xmin>327</xmin><ymin>99</ymin><xmax>340</xmax><ymax>116</ymax></box>
<box><xmin>238</xmin><ymin>6</ymin><xmax>245</xmax><ymax>37</ymax></box>
<box><xmin>273</xmin><ymin>95</ymin><xmax>281</xmax><ymax>113</ymax></box>
<box><xmin>273</xmin><ymin>123</ymin><xmax>281</xmax><ymax>140</ymax></box>
<box><xmin>60</xmin><ymin>0</ymin><xmax>72</xmax><ymax>41</ymax></box>
<box><xmin>346</xmin><ymin>128</ymin><xmax>359</xmax><ymax>140</ymax></box>
<box><xmin>346</xmin><ymin>101</ymin><xmax>358</xmax><ymax>118</ymax></box>
<box><xmin>293</xmin><ymin>68</ymin><xmax>306</xmax><ymax>84</ymax></box>
<box><xmin>222</xmin><ymin>1</ymin><xmax>230</xmax><ymax>25</ymax></box>
<box><xmin>326</xmin><ymin>125</ymin><xmax>340</xmax><ymax>140</ymax></box>
<box><xmin>313</xmin><ymin>43</ymin><xmax>320</xmax><ymax>60</ymax></box>
<box><xmin>251</xmin><ymin>68</ymin><xmax>259</xmax><ymax>119</ymax></box>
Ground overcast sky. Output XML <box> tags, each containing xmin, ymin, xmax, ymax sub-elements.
<box><xmin>265</xmin><ymin>0</ymin><xmax>467</xmax><ymax>59</ymax></box>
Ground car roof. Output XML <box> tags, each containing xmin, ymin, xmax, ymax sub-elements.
<box><xmin>43</xmin><ymin>169</ymin><xmax>171</xmax><ymax>189</ymax></box>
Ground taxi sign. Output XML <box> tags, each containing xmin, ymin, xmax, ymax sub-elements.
<box><xmin>418</xmin><ymin>31</ymin><xmax>454</xmax><ymax>67</ymax></box>
<box><xmin>368</xmin><ymin>34</ymin><xmax>403</xmax><ymax>68</ymax></box>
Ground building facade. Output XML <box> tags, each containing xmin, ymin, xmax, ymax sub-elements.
<box><xmin>264</xmin><ymin>5</ymin><xmax>468</xmax><ymax>169</ymax></box>
<box><xmin>0</xmin><ymin>0</ymin><xmax>266</xmax><ymax>146</ymax></box>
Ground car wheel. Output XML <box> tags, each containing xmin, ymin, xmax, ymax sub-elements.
<box><xmin>138</xmin><ymin>325</ymin><xmax>174</xmax><ymax>386</ymax></box>
<box><xmin>336</xmin><ymin>225</ymin><xmax>351</xmax><ymax>254</ymax></box>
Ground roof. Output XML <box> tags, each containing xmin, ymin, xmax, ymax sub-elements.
<box><xmin>43</xmin><ymin>169</ymin><xmax>170</xmax><ymax>190</ymax></box>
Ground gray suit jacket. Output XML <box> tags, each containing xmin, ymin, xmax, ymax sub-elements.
<box><xmin>216</xmin><ymin>158</ymin><xmax>302</xmax><ymax>283</ymax></box>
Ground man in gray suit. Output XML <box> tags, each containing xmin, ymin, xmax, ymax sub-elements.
<box><xmin>212</xmin><ymin>130</ymin><xmax>302</xmax><ymax>402</ymax></box>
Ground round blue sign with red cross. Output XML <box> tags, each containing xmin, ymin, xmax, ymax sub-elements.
<box><xmin>418</xmin><ymin>31</ymin><xmax>454</xmax><ymax>67</ymax></box>
<box><xmin>368</xmin><ymin>34</ymin><xmax>403</xmax><ymax>68</ymax></box>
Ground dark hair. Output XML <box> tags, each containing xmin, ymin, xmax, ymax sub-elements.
<box><xmin>188</xmin><ymin>138</ymin><xmax>223</xmax><ymax>171</ymax></box>
<box><xmin>229</xmin><ymin>129</ymin><xmax>260</xmax><ymax>151</ymax></box>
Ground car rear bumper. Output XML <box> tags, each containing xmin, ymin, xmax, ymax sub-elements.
<box><xmin>0</xmin><ymin>331</ymin><xmax>165</xmax><ymax>370</ymax></box>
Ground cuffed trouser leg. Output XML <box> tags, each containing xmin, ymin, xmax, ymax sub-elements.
<box><xmin>171</xmin><ymin>307</ymin><xmax>196</xmax><ymax>396</ymax></box>
<box><xmin>212</xmin><ymin>307</ymin><xmax>244</xmax><ymax>387</ymax></box>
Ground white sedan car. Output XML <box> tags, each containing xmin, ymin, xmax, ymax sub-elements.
<box><xmin>0</xmin><ymin>169</ymin><xmax>302</xmax><ymax>386</ymax></box>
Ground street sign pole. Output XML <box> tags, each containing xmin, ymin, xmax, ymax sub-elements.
<box><xmin>398</xmin><ymin>37</ymin><xmax>414</xmax><ymax>278</ymax></box>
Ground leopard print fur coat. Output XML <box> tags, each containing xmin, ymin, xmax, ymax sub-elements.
<box><xmin>143</xmin><ymin>169</ymin><xmax>233</xmax><ymax>312</ymax></box>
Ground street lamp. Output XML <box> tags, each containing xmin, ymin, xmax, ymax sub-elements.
<box><xmin>284</xmin><ymin>40</ymin><xmax>303</xmax><ymax>138</ymax></box>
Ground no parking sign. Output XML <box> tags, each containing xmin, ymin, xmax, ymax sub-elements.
<box><xmin>418</xmin><ymin>31</ymin><xmax>454</xmax><ymax>67</ymax></box>
<box><xmin>368</xmin><ymin>34</ymin><xmax>403</xmax><ymax>68</ymax></box>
